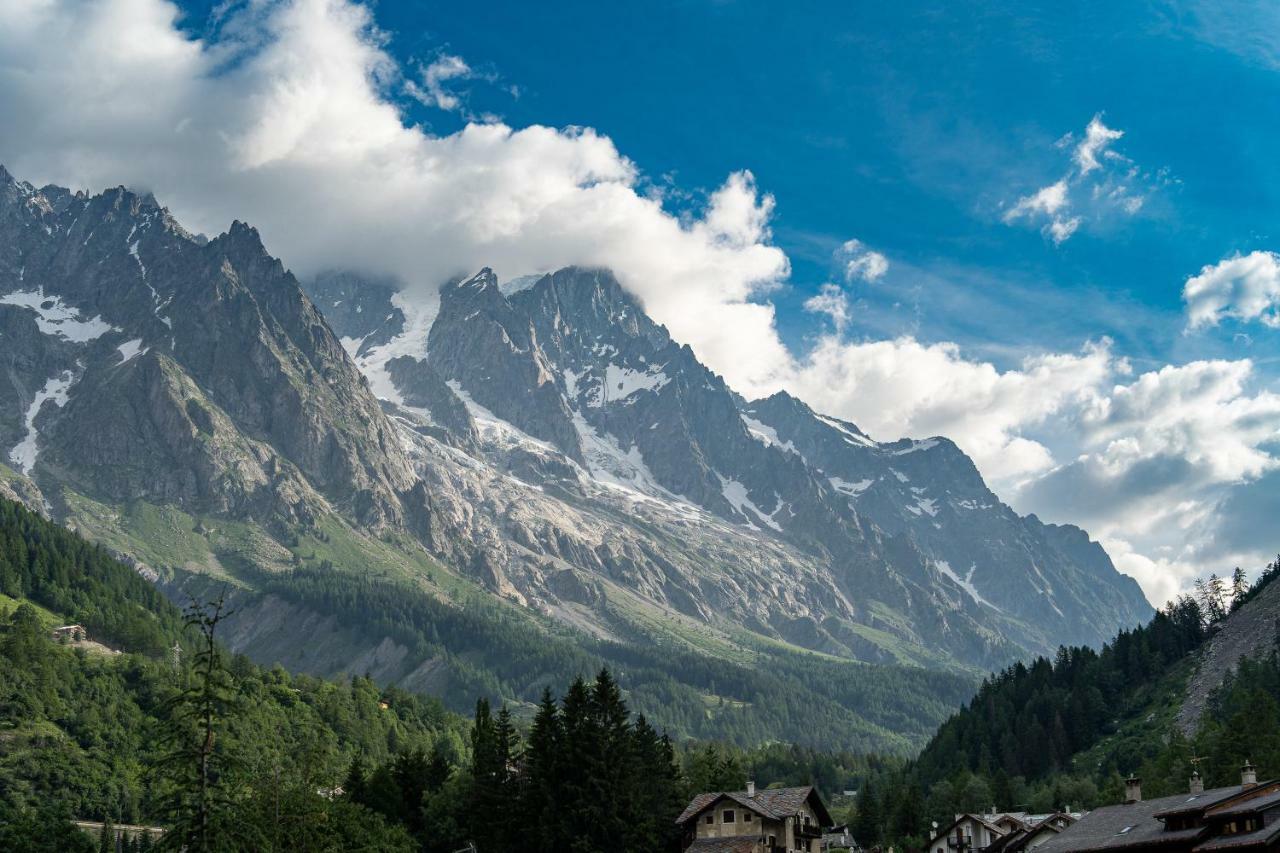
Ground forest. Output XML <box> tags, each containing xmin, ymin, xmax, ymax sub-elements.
<box><xmin>847</xmin><ymin>557</ymin><xmax>1280</xmax><ymax>850</ymax></box>
<box><xmin>0</xmin><ymin>497</ymin><xmax>874</xmax><ymax>850</ymax></box>
<box><xmin>255</xmin><ymin>560</ymin><xmax>975</xmax><ymax>753</ymax></box>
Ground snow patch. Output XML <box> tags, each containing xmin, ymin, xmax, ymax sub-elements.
<box><xmin>816</xmin><ymin>413</ymin><xmax>876</xmax><ymax>447</ymax></box>
<box><xmin>718</xmin><ymin>475</ymin><xmax>782</xmax><ymax>532</ymax></box>
<box><xmin>448</xmin><ymin>380</ymin><xmax>560</xmax><ymax>455</ymax></box>
<box><xmin>9</xmin><ymin>370</ymin><xmax>75</xmax><ymax>474</ymax></box>
<box><xmin>829</xmin><ymin>476</ymin><xmax>872</xmax><ymax>497</ymax></box>
<box><xmin>936</xmin><ymin>560</ymin><xmax>998</xmax><ymax>611</ymax></box>
<box><xmin>116</xmin><ymin>338</ymin><xmax>147</xmax><ymax>363</ymax></box>
<box><xmin>741</xmin><ymin>414</ymin><xmax>802</xmax><ymax>457</ymax></box>
<box><xmin>587</xmin><ymin>363</ymin><xmax>670</xmax><ymax>406</ymax></box>
<box><xmin>348</xmin><ymin>290</ymin><xmax>439</xmax><ymax>404</ymax></box>
<box><xmin>0</xmin><ymin>288</ymin><xmax>117</xmax><ymax>342</ymax></box>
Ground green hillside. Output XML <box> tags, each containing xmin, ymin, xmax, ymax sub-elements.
<box><xmin>846</xmin><ymin>557</ymin><xmax>1280</xmax><ymax>850</ymax></box>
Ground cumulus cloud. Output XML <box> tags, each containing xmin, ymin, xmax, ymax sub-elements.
<box><xmin>1183</xmin><ymin>250</ymin><xmax>1280</xmax><ymax>329</ymax></box>
<box><xmin>803</xmin><ymin>283</ymin><xmax>851</xmax><ymax>332</ymax></box>
<box><xmin>1004</xmin><ymin>114</ymin><xmax>1150</xmax><ymax>244</ymax></box>
<box><xmin>404</xmin><ymin>53</ymin><xmax>472</xmax><ymax>112</ymax></box>
<box><xmin>836</xmin><ymin>238</ymin><xmax>889</xmax><ymax>282</ymax></box>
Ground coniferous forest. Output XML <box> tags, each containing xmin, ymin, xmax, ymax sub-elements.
<box><xmin>0</xmin><ymin>498</ymin><xmax>875</xmax><ymax>850</ymax></box>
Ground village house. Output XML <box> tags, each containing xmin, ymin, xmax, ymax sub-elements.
<box><xmin>52</xmin><ymin>624</ymin><xmax>87</xmax><ymax>642</ymax></box>
<box><xmin>1036</xmin><ymin>763</ymin><xmax>1280</xmax><ymax>852</ymax></box>
<box><xmin>927</xmin><ymin>810</ymin><xmax>1078</xmax><ymax>853</ymax></box>
<box><xmin>677</xmin><ymin>782</ymin><xmax>835</xmax><ymax>853</ymax></box>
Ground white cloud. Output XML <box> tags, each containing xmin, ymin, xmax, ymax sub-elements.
<box><xmin>1183</xmin><ymin>250</ymin><xmax>1280</xmax><ymax>329</ymax></box>
<box><xmin>405</xmin><ymin>53</ymin><xmax>471</xmax><ymax>112</ymax></box>
<box><xmin>803</xmin><ymin>283</ymin><xmax>851</xmax><ymax>332</ymax></box>
<box><xmin>1073</xmin><ymin>115</ymin><xmax>1125</xmax><ymax>175</ymax></box>
<box><xmin>836</xmin><ymin>238</ymin><xmax>889</xmax><ymax>282</ymax></box>
<box><xmin>1004</xmin><ymin>114</ymin><xmax>1150</xmax><ymax>244</ymax></box>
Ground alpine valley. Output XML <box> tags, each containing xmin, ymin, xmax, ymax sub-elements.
<box><xmin>0</xmin><ymin>168</ymin><xmax>1152</xmax><ymax>751</ymax></box>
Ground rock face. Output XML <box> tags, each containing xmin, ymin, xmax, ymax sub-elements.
<box><xmin>0</xmin><ymin>167</ymin><xmax>1150</xmax><ymax>693</ymax></box>
<box><xmin>1178</xmin><ymin>578</ymin><xmax>1280</xmax><ymax>734</ymax></box>
<box><xmin>0</xmin><ymin>167</ymin><xmax>415</xmax><ymax>527</ymax></box>
<box><xmin>326</xmin><ymin>264</ymin><xmax>1151</xmax><ymax>663</ymax></box>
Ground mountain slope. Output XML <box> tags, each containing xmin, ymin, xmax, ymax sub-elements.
<box><xmin>0</xmin><ymin>167</ymin><xmax>1148</xmax><ymax>749</ymax></box>
<box><xmin>351</xmin><ymin>265</ymin><xmax>1149</xmax><ymax>660</ymax></box>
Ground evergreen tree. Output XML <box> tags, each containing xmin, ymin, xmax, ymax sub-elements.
<box><xmin>522</xmin><ymin>687</ymin><xmax>564</xmax><ymax>852</ymax></box>
<box><xmin>156</xmin><ymin>593</ymin><xmax>246</xmax><ymax>852</ymax></box>
<box><xmin>1232</xmin><ymin>567</ymin><xmax>1249</xmax><ymax>611</ymax></box>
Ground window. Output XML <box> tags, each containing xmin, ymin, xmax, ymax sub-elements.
<box><xmin>744</xmin><ymin>812</ymin><xmax>753</xmax><ymax>822</ymax></box>
<box><xmin>723</xmin><ymin>809</ymin><xmax>736</xmax><ymax>823</ymax></box>
<box><xmin>705</xmin><ymin>814</ymin><xmax>713</xmax><ymax>825</ymax></box>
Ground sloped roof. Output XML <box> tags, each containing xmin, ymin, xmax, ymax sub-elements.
<box><xmin>1193</xmin><ymin>822</ymin><xmax>1280</xmax><ymax>851</ymax></box>
<box><xmin>1153</xmin><ymin>786</ymin><xmax>1264</xmax><ymax>819</ymax></box>
<box><xmin>1205</xmin><ymin>788</ymin><xmax>1280</xmax><ymax>819</ymax></box>
<box><xmin>927</xmin><ymin>813</ymin><xmax>1005</xmax><ymax>847</ymax></box>
<box><xmin>676</xmin><ymin>786</ymin><xmax>833</xmax><ymax>826</ymax></box>
<box><xmin>1034</xmin><ymin>788</ymin><xmax>1248</xmax><ymax>852</ymax></box>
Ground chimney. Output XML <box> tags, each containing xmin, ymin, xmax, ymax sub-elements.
<box><xmin>1190</xmin><ymin>771</ymin><xmax>1204</xmax><ymax>794</ymax></box>
<box><xmin>1125</xmin><ymin>775</ymin><xmax>1142</xmax><ymax>804</ymax></box>
<box><xmin>747</xmin><ymin>781</ymin><xmax>756</xmax><ymax>798</ymax></box>
<box><xmin>1242</xmin><ymin>761</ymin><xmax>1258</xmax><ymax>789</ymax></box>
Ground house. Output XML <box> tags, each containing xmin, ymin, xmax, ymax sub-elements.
<box><xmin>52</xmin><ymin>624</ymin><xmax>87</xmax><ymax>642</ymax></box>
<box><xmin>927</xmin><ymin>814</ymin><xmax>1005</xmax><ymax>852</ymax></box>
<box><xmin>927</xmin><ymin>811</ymin><xmax>1078</xmax><ymax>853</ymax></box>
<box><xmin>1036</xmin><ymin>763</ymin><xmax>1280</xmax><ymax>852</ymax></box>
<box><xmin>821</xmin><ymin>824</ymin><xmax>859</xmax><ymax>851</ymax></box>
<box><xmin>984</xmin><ymin>813</ymin><xmax>1076</xmax><ymax>852</ymax></box>
<box><xmin>677</xmin><ymin>782</ymin><xmax>835</xmax><ymax>853</ymax></box>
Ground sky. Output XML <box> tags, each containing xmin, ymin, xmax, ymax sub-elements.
<box><xmin>1</xmin><ymin>0</ymin><xmax>1278</xmax><ymax>606</ymax></box>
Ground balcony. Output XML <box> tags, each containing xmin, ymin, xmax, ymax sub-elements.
<box><xmin>797</xmin><ymin>823</ymin><xmax>823</xmax><ymax>839</ymax></box>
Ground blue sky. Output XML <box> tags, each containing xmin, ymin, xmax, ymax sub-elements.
<box><xmin>3</xmin><ymin>0</ymin><xmax>1279</xmax><ymax>604</ymax></box>
<box><xmin>360</xmin><ymin>0</ymin><xmax>1278</xmax><ymax>365</ymax></box>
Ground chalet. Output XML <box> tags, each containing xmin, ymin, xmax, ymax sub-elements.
<box><xmin>1036</xmin><ymin>764</ymin><xmax>1280</xmax><ymax>852</ymax></box>
<box><xmin>52</xmin><ymin>624</ymin><xmax>87</xmax><ymax>642</ymax></box>
<box><xmin>927</xmin><ymin>810</ymin><xmax>1077</xmax><ymax>852</ymax></box>
<box><xmin>821</xmin><ymin>824</ymin><xmax>858</xmax><ymax>851</ymax></box>
<box><xmin>677</xmin><ymin>782</ymin><xmax>835</xmax><ymax>853</ymax></box>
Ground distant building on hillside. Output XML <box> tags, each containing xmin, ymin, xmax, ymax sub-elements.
<box><xmin>1036</xmin><ymin>763</ymin><xmax>1280</xmax><ymax>852</ymax></box>
<box><xmin>676</xmin><ymin>781</ymin><xmax>834</xmax><ymax>853</ymax></box>
<box><xmin>926</xmin><ymin>809</ymin><xmax>1078</xmax><ymax>853</ymax></box>
<box><xmin>52</xmin><ymin>624</ymin><xmax>86</xmax><ymax>642</ymax></box>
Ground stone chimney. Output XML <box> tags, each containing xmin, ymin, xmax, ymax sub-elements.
<box><xmin>747</xmin><ymin>781</ymin><xmax>756</xmax><ymax>798</ymax></box>
<box><xmin>1190</xmin><ymin>771</ymin><xmax>1204</xmax><ymax>794</ymax></box>
<box><xmin>1242</xmin><ymin>761</ymin><xmax>1258</xmax><ymax>789</ymax></box>
<box><xmin>1125</xmin><ymin>775</ymin><xmax>1143</xmax><ymax>804</ymax></box>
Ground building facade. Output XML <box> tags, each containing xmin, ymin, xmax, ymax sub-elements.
<box><xmin>677</xmin><ymin>783</ymin><xmax>835</xmax><ymax>853</ymax></box>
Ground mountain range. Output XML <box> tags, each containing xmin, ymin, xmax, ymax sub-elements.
<box><xmin>0</xmin><ymin>167</ymin><xmax>1151</xmax><ymax>748</ymax></box>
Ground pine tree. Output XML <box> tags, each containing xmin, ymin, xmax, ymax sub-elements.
<box><xmin>522</xmin><ymin>687</ymin><xmax>563</xmax><ymax>853</ymax></box>
<box><xmin>156</xmin><ymin>592</ymin><xmax>245</xmax><ymax>852</ymax></box>
<box><xmin>1232</xmin><ymin>567</ymin><xmax>1249</xmax><ymax>610</ymax></box>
